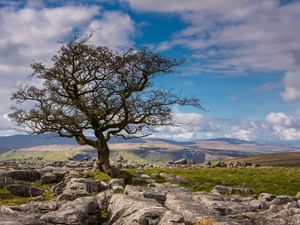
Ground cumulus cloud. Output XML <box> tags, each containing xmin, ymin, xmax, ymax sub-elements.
<box><xmin>264</xmin><ymin>112</ymin><xmax>300</xmax><ymax>140</ymax></box>
<box><xmin>123</xmin><ymin>0</ymin><xmax>300</xmax><ymax>102</ymax></box>
<box><xmin>280</xmin><ymin>70</ymin><xmax>300</xmax><ymax>102</ymax></box>
<box><xmin>151</xmin><ymin>111</ymin><xmax>300</xmax><ymax>141</ymax></box>
<box><xmin>0</xmin><ymin>3</ymin><xmax>136</xmax><ymax>135</ymax></box>
<box><xmin>87</xmin><ymin>11</ymin><xmax>135</xmax><ymax>49</ymax></box>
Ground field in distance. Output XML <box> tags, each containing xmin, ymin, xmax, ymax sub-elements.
<box><xmin>229</xmin><ymin>152</ymin><xmax>300</xmax><ymax>167</ymax></box>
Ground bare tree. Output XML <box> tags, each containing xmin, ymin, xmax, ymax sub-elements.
<box><xmin>9</xmin><ymin>34</ymin><xmax>203</xmax><ymax>177</ymax></box>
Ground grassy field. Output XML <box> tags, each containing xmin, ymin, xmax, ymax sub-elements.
<box><xmin>125</xmin><ymin>167</ymin><xmax>300</xmax><ymax>196</ymax></box>
<box><xmin>1</xmin><ymin>166</ymin><xmax>300</xmax><ymax>205</ymax></box>
<box><xmin>229</xmin><ymin>152</ymin><xmax>300</xmax><ymax>167</ymax></box>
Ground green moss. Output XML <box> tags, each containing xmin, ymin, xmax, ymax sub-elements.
<box><xmin>114</xmin><ymin>188</ymin><xmax>125</xmax><ymax>194</ymax></box>
<box><xmin>81</xmin><ymin>170</ymin><xmax>111</xmax><ymax>181</ymax></box>
<box><xmin>32</xmin><ymin>182</ymin><xmax>54</xmax><ymax>201</ymax></box>
<box><xmin>0</xmin><ymin>188</ymin><xmax>32</xmax><ymax>205</ymax></box>
<box><xmin>125</xmin><ymin>167</ymin><xmax>300</xmax><ymax>196</ymax></box>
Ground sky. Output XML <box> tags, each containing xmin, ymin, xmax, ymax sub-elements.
<box><xmin>0</xmin><ymin>0</ymin><xmax>300</xmax><ymax>142</ymax></box>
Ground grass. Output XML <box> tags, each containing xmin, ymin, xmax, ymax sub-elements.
<box><xmin>193</xmin><ymin>218</ymin><xmax>216</xmax><ymax>225</ymax></box>
<box><xmin>230</xmin><ymin>152</ymin><xmax>300</xmax><ymax>167</ymax></box>
<box><xmin>125</xmin><ymin>167</ymin><xmax>300</xmax><ymax>196</ymax></box>
<box><xmin>0</xmin><ymin>188</ymin><xmax>32</xmax><ymax>205</ymax></box>
<box><xmin>81</xmin><ymin>170</ymin><xmax>111</xmax><ymax>182</ymax></box>
<box><xmin>0</xmin><ymin>182</ymin><xmax>55</xmax><ymax>205</ymax></box>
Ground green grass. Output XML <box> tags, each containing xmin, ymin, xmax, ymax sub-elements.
<box><xmin>0</xmin><ymin>182</ymin><xmax>55</xmax><ymax>205</ymax></box>
<box><xmin>125</xmin><ymin>167</ymin><xmax>300</xmax><ymax>196</ymax></box>
<box><xmin>0</xmin><ymin>188</ymin><xmax>32</xmax><ymax>205</ymax></box>
<box><xmin>81</xmin><ymin>170</ymin><xmax>111</xmax><ymax>182</ymax></box>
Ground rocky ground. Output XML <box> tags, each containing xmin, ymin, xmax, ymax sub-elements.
<box><xmin>0</xmin><ymin>159</ymin><xmax>299</xmax><ymax>225</ymax></box>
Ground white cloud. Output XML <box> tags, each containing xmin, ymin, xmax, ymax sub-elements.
<box><xmin>123</xmin><ymin>0</ymin><xmax>300</xmax><ymax>102</ymax></box>
<box><xmin>151</xmin><ymin>111</ymin><xmax>300</xmax><ymax>141</ymax></box>
<box><xmin>0</xmin><ymin>4</ymin><xmax>136</xmax><ymax>135</ymax></box>
<box><xmin>265</xmin><ymin>112</ymin><xmax>296</xmax><ymax>127</ymax></box>
<box><xmin>87</xmin><ymin>11</ymin><xmax>135</xmax><ymax>49</ymax></box>
<box><xmin>280</xmin><ymin>70</ymin><xmax>300</xmax><ymax>102</ymax></box>
<box><xmin>264</xmin><ymin>112</ymin><xmax>300</xmax><ymax>140</ymax></box>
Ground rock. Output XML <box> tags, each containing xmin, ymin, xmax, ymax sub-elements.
<box><xmin>116</xmin><ymin>155</ymin><xmax>125</xmax><ymax>162</ymax></box>
<box><xmin>109</xmin><ymin>178</ymin><xmax>125</xmax><ymax>188</ymax></box>
<box><xmin>112</xmin><ymin>185</ymin><xmax>124</xmax><ymax>192</ymax></box>
<box><xmin>164</xmin><ymin>191</ymin><xmax>222</xmax><ymax>223</ymax></box>
<box><xmin>158</xmin><ymin>211</ymin><xmax>185</xmax><ymax>225</ymax></box>
<box><xmin>215</xmin><ymin>160</ymin><xmax>226</xmax><ymax>167</ymax></box>
<box><xmin>0</xmin><ymin>174</ymin><xmax>30</xmax><ymax>188</ymax></box>
<box><xmin>96</xmin><ymin>189</ymin><xmax>114</xmax><ymax>211</ymax></box>
<box><xmin>173</xmin><ymin>158</ymin><xmax>187</xmax><ymax>165</ymax></box>
<box><xmin>107</xmin><ymin>194</ymin><xmax>167</xmax><ymax>225</ymax></box>
<box><xmin>259</xmin><ymin>193</ymin><xmax>277</xmax><ymax>202</ymax></box>
<box><xmin>1</xmin><ymin>170</ymin><xmax>41</xmax><ymax>181</ymax></box>
<box><xmin>41</xmin><ymin>172</ymin><xmax>64</xmax><ymax>184</ymax></box>
<box><xmin>16</xmin><ymin>201</ymin><xmax>60</xmax><ymax>213</ymax></box>
<box><xmin>58</xmin><ymin>178</ymin><xmax>107</xmax><ymax>201</ymax></box>
<box><xmin>51</xmin><ymin>181</ymin><xmax>66</xmax><ymax>195</ymax></box>
<box><xmin>296</xmin><ymin>192</ymin><xmax>300</xmax><ymax>199</ymax></box>
<box><xmin>212</xmin><ymin>185</ymin><xmax>252</xmax><ymax>196</ymax></box>
<box><xmin>40</xmin><ymin>196</ymin><xmax>100</xmax><ymax>225</ymax></box>
<box><xmin>271</xmin><ymin>195</ymin><xmax>297</xmax><ymax>205</ymax></box>
<box><xmin>125</xmin><ymin>185</ymin><xmax>167</xmax><ymax>205</ymax></box>
<box><xmin>284</xmin><ymin>201</ymin><xmax>299</xmax><ymax>209</ymax></box>
<box><xmin>7</xmin><ymin>184</ymin><xmax>44</xmax><ymax>197</ymax></box>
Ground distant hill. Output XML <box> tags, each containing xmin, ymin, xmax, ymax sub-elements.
<box><xmin>0</xmin><ymin>134</ymin><xmax>77</xmax><ymax>153</ymax></box>
<box><xmin>230</xmin><ymin>152</ymin><xmax>300</xmax><ymax>167</ymax></box>
<box><xmin>0</xmin><ymin>134</ymin><xmax>300</xmax><ymax>163</ymax></box>
<box><xmin>0</xmin><ymin>133</ymin><xmax>147</xmax><ymax>153</ymax></box>
<box><xmin>203</xmin><ymin>138</ymin><xmax>257</xmax><ymax>145</ymax></box>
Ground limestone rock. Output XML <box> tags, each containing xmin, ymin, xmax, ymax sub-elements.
<box><xmin>109</xmin><ymin>178</ymin><xmax>125</xmax><ymax>188</ymax></box>
<box><xmin>2</xmin><ymin>170</ymin><xmax>41</xmax><ymax>181</ymax></box>
<box><xmin>7</xmin><ymin>184</ymin><xmax>44</xmax><ymax>197</ymax></box>
<box><xmin>40</xmin><ymin>196</ymin><xmax>100</xmax><ymax>225</ymax></box>
<box><xmin>41</xmin><ymin>172</ymin><xmax>64</xmax><ymax>184</ymax></box>
<box><xmin>125</xmin><ymin>185</ymin><xmax>167</xmax><ymax>205</ymax></box>
<box><xmin>158</xmin><ymin>211</ymin><xmax>185</xmax><ymax>225</ymax></box>
<box><xmin>212</xmin><ymin>185</ymin><xmax>252</xmax><ymax>196</ymax></box>
<box><xmin>107</xmin><ymin>194</ymin><xmax>167</xmax><ymax>225</ymax></box>
<box><xmin>58</xmin><ymin>178</ymin><xmax>107</xmax><ymax>201</ymax></box>
<box><xmin>96</xmin><ymin>189</ymin><xmax>114</xmax><ymax>211</ymax></box>
<box><xmin>51</xmin><ymin>180</ymin><xmax>66</xmax><ymax>195</ymax></box>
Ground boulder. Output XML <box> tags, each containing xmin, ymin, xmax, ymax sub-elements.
<box><xmin>215</xmin><ymin>160</ymin><xmax>226</xmax><ymax>167</ymax></box>
<box><xmin>109</xmin><ymin>178</ymin><xmax>125</xmax><ymax>188</ymax></box>
<box><xmin>96</xmin><ymin>189</ymin><xmax>114</xmax><ymax>211</ymax></box>
<box><xmin>58</xmin><ymin>178</ymin><xmax>107</xmax><ymax>201</ymax></box>
<box><xmin>174</xmin><ymin>158</ymin><xmax>187</xmax><ymax>165</ymax></box>
<box><xmin>40</xmin><ymin>196</ymin><xmax>100</xmax><ymax>225</ymax></box>
<box><xmin>7</xmin><ymin>184</ymin><xmax>44</xmax><ymax>197</ymax></box>
<box><xmin>51</xmin><ymin>181</ymin><xmax>66</xmax><ymax>195</ymax></box>
<box><xmin>125</xmin><ymin>185</ymin><xmax>167</xmax><ymax>205</ymax></box>
<box><xmin>211</xmin><ymin>185</ymin><xmax>252</xmax><ymax>196</ymax></box>
<box><xmin>271</xmin><ymin>195</ymin><xmax>297</xmax><ymax>206</ymax></box>
<box><xmin>259</xmin><ymin>193</ymin><xmax>277</xmax><ymax>202</ymax></box>
<box><xmin>1</xmin><ymin>170</ymin><xmax>41</xmax><ymax>182</ymax></box>
<box><xmin>158</xmin><ymin>211</ymin><xmax>185</xmax><ymax>225</ymax></box>
<box><xmin>107</xmin><ymin>194</ymin><xmax>167</xmax><ymax>225</ymax></box>
<box><xmin>41</xmin><ymin>172</ymin><xmax>65</xmax><ymax>184</ymax></box>
<box><xmin>15</xmin><ymin>201</ymin><xmax>60</xmax><ymax>213</ymax></box>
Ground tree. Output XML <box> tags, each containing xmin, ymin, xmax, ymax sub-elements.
<box><xmin>9</xmin><ymin>34</ymin><xmax>203</xmax><ymax>177</ymax></box>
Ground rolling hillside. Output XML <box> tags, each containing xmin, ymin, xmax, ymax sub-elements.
<box><xmin>230</xmin><ymin>152</ymin><xmax>300</xmax><ymax>167</ymax></box>
<box><xmin>0</xmin><ymin>134</ymin><xmax>300</xmax><ymax>163</ymax></box>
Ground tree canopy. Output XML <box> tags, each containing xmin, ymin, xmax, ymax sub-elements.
<box><xmin>9</xmin><ymin>34</ymin><xmax>203</xmax><ymax>177</ymax></box>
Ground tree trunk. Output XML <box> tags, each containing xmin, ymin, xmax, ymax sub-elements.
<box><xmin>96</xmin><ymin>133</ymin><xmax>128</xmax><ymax>178</ymax></box>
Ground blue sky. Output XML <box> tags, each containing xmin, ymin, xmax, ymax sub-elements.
<box><xmin>0</xmin><ymin>0</ymin><xmax>299</xmax><ymax>142</ymax></box>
